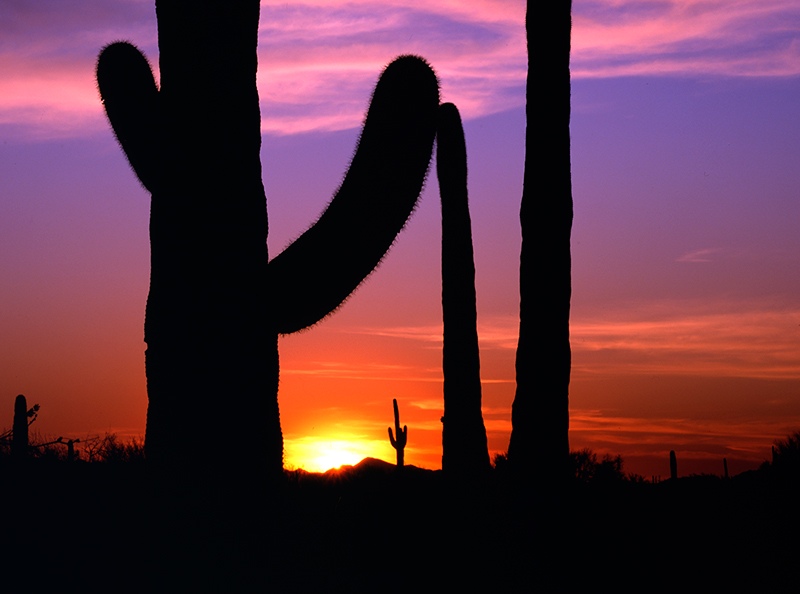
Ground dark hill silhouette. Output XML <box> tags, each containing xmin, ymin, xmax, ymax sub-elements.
<box><xmin>1</xmin><ymin>454</ymin><xmax>796</xmax><ymax>590</ymax></box>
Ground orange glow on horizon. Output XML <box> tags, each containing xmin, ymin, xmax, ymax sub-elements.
<box><xmin>284</xmin><ymin>435</ymin><xmax>395</xmax><ymax>473</ymax></box>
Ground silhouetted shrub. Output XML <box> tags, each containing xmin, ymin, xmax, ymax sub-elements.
<box><xmin>773</xmin><ymin>430</ymin><xmax>800</xmax><ymax>469</ymax></box>
<box><xmin>569</xmin><ymin>448</ymin><xmax>627</xmax><ymax>485</ymax></box>
<box><xmin>81</xmin><ymin>433</ymin><xmax>145</xmax><ymax>464</ymax></box>
<box><xmin>492</xmin><ymin>451</ymin><xmax>509</xmax><ymax>472</ymax></box>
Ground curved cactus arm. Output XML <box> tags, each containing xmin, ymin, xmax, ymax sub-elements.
<box><xmin>389</xmin><ymin>427</ymin><xmax>397</xmax><ymax>448</ymax></box>
<box><xmin>269</xmin><ymin>56</ymin><xmax>439</xmax><ymax>335</ymax></box>
<box><xmin>96</xmin><ymin>42</ymin><xmax>163</xmax><ymax>194</ymax></box>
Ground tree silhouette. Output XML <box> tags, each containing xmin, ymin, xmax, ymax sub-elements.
<box><xmin>96</xmin><ymin>1</ymin><xmax>438</xmax><ymax>478</ymax></box>
<box><xmin>507</xmin><ymin>1</ymin><xmax>574</xmax><ymax>488</ymax></box>
<box><xmin>437</xmin><ymin>103</ymin><xmax>490</xmax><ymax>474</ymax></box>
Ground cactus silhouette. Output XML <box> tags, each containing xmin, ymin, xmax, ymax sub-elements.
<box><xmin>436</xmin><ymin>103</ymin><xmax>490</xmax><ymax>474</ymax></box>
<box><xmin>388</xmin><ymin>399</ymin><xmax>407</xmax><ymax>467</ymax></box>
<box><xmin>670</xmin><ymin>450</ymin><xmax>678</xmax><ymax>480</ymax></box>
<box><xmin>12</xmin><ymin>394</ymin><xmax>29</xmax><ymax>460</ymax></box>
<box><xmin>507</xmin><ymin>0</ymin><xmax>574</xmax><ymax>485</ymax></box>
<box><xmin>96</xmin><ymin>2</ymin><xmax>438</xmax><ymax>475</ymax></box>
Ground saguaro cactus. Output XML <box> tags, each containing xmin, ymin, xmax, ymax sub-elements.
<box><xmin>508</xmin><ymin>0</ymin><xmax>574</xmax><ymax>486</ymax></box>
<box><xmin>670</xmin><ymin>450</ymin><xmax>678</xmax><ymax>480</ymax></box>
<box><xmin>96</xmin><ymin>2</ymin><xmax>438</xmax><ymax>476</ymax></box>
<box><xmin>12</xmin><ymin>394</ymin><xmax>29</xmax><ymax>459</ymax></box>
<box><xmin>436</xmin><ymin>103</ymin><xmax>490</xmax><ymax>474</ymax></box>
<box><xmin>388</xmin><ymin>399</ymin><xmax>407</xmax><ymax>468</ymax></box>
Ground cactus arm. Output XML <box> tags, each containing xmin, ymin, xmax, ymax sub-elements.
<box><xmin>96</xmin><ymin>42</ymin><xmax>162</xmax><ymax>194</ymax></box>
<box><xmin>389</xmin><ymin>427</ymin><xmax>397</xmax><ymax>448</ymax></box>
<box><xmin>393</xmin><ymin>398</ymin><xmax>404</xmax><ymax>445</ymax></box>
<box><xmin>436</xmin><ymin>102</ymin><xmax>490</xmax><ymax>474</ymax></box>
<box><xmin>268</xmin><ymin>56</ymin><xmax>439</xmax><ymax>335</ymax></box>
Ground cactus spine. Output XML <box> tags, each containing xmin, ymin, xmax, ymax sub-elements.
<box><xmin>436</xmin><ymin>102</ymin><xmax>490</xmax><ymax>474</ymax></box>
<box><xmin>97</xmin><ymin>2</ymin><xmax>438</xmax><ymax>476</ymax></box>
<box><xmin>508</xmin><ymin>0</ymin><xmax>574</xmax><ymax>486</ymax></box>
<box><xmin>670</xmin><ymin>450</ymin><xmax>678</xmax><ymax>480</ymax></box>
<box><xmin>388</xmin><ymin>399</ymin><xmax>407</xmax><ymax>468</ymax></box>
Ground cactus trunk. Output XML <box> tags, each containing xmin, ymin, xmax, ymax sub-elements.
<box><xmin>508</xmin><ymin>0</ymin><xmax>573</xmax><ymax>486</ymax></box>
<box><xmin>670</xmin><ymin>450</ymin><xmax>678</xmax><ymax>480</ymax></box>
<box><xmin>436</xmin><ymin>103</ymin><xmax>490</xmax><ymax>475</ymax></box>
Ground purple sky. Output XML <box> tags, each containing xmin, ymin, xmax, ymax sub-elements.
<box><xmin>2</xmin><ymin>1</ymin><xmax>800</xmax><ymax>475</ymax></box>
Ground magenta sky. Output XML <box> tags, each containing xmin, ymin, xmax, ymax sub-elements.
<box><xmin>2</xmin><ymin>1</ymin><xmax>800</xmax><ymax>477</ymax></box>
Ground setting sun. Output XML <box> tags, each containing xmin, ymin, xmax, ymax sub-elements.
<box><xmin>285</xmin><ymin>437</ymin><xmax>392</xmax><ymax>473</ymax></box>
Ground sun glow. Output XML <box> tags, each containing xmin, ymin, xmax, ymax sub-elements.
<box><xmin>285</xmin><ymin>437</ymin><xmax>388</xmax><ymax>473</ymax></box>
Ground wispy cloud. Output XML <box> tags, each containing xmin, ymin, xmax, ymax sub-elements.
<box><xmin>676</xmin><ymin>248</ymin><xmax>722</xmax><ymax>263</ymax></box>
<box><xmin>331</xmin><ymin>298</ymin><xmax>800</xmax><ymax>380</ymax></box>
<box><xmin>281</xmin><ymin>359</ymin><xmax>442</xmax><ymax>382</ymax></box>
<box><xmin>570</xmin><ymin>407</ymin><xmax>795</xmax><ymax>464</ymax></box>
<box><xmin>572</xmin><ymin>299</ymin><xmax>800</xmax><ymax>379</ymax></box>
<box><xmin>572</xmin><ymin>0</ymin><xmax>800</xmax><ymax>78</ymax></box>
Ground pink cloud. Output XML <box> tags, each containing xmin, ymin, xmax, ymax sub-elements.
<box><xmin>3</xmin><ymin>1</ymin><xmax>798</xmax><ymax>138</ymax></box>
<box><xmin>572</xmin><ymin>0</ymin><xmax>800</xmax><ymax>77</ymax></box>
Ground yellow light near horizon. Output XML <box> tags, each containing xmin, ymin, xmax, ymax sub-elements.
<box><xmin>285</xmin><ymin>438</ymin><xmax>385</xmax><ymax>473</ymax></box>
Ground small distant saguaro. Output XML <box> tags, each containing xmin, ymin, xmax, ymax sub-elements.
<box><xmin>669</xmin><ymin>450</ymin><xmax>678</xmax><ymax>480</ymax></box>
<box><xmin>12</xmin><ymin>394</ymin><xmax>29</xmax><ymax>460</ymax></box>
<box><xmin>388</xmin><ymin>399</ymin><xmax>407</xmax><ymax>468</ymax></box>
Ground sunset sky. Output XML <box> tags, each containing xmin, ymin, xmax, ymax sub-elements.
<box><xmin>2</xmin><ymin>0</ymin><xmax>800</xmax><ymax>477</ymax></box>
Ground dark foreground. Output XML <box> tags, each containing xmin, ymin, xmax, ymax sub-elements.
<box><xmin>2</xmin><ymin>457</ymin><xmax>797</xmax><ymax>591</ymax></box>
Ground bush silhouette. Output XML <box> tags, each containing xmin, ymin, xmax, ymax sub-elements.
<box><xmin>769</xmin><ymin>430</ymin><xmax>800</xmax><ymax>478</ymax></box>
<box><xmin>569</xmin><ymin>448</ymin><xmax>626</xmax><ymax>485</ymax></box>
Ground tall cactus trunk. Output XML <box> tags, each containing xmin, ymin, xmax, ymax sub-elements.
<box><xmin>137</xmin><ymin>2</ymin><xmax>273</xmax><ymax>478</ymax></box>
<box><xmin>12</xmin><ymin>394</ymin><xmax>29</xmax><ymax>460</ymax></box>
<box><xmin>437</xmin><ymin>103</ymin><xmax>490</xmax><ymax>475</ymax></box>
<box><xmin>508</xmin><ymin>1</ymin><xmax>573</xmax><ymax>487</ymax></box>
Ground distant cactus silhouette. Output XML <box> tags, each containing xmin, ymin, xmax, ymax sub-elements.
<box><xmin>723</xmin><ymin>457</ymin><xmax>728</xmax><ymax>479</ymax></box>
<box><xmin>508</xmin><ymin>0</ymin><xmax>573</xmax><ymax>486</ymax></box>
<box><xmin>12</xmin><ymin>394</ymin><xmax>29</xmax><ymax>459</ymax></box>
<box><xmin>436</xmin><ymin>103</ymin><xmax>490</xmax><ymax>474</ymax></box>
<box><xmin>388</xmin><ymin>399</ymin><xmax>407</xmax><ymax>467</ymax></box>
<box><xmin>96</xmin><ymin>2</ymin><xmax>438</xmax><ymax>476</ymax></box>
<box><xmin>670</xmin><ymin>450</ymin><xmax>678</xmax><ymax>480</ymax></box>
